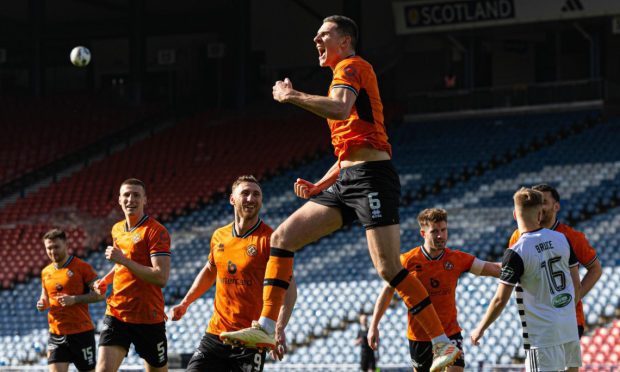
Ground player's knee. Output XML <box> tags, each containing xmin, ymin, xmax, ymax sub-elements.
<box><xmin>270</xmin><ymin>229</ymin><xmax>298</xmax><ymax>252</ymax></box>
<box><xmin>376</xmin><ymin>266</ymin><xmax>399</xmax><ymax>282</ymax></box>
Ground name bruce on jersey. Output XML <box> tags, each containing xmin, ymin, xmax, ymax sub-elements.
<box><xmin>535</xmin><ymin>240</ymin><xmax>555</xmax><ymax>253</ymax></box>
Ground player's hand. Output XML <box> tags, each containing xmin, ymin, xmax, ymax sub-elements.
<box><xmin>470</xmin><ymin>326</ymin><xmax>484</xmax><ymax>346</ymax></box>
<box><xmin>367</xmin><ymin>326</ymin><xmax>380</xmax><ymax>350</ymax></box>
<box><xmin>294</xmin><ymin>178</ymin><xmax>320</xmax><ymax>199</ymax></box>
<box><xmin>270</xmin><ymin>328</ymin><xmax>287</xmax><ymax>361</ymax></box>
<box><xmin>105</xmin><ymin>245</ymin><xmax>127</xmax><ymax>265</ymax></box>
<box><xmin>273</xmin><ymin>78</ymin><xmax>294</xmax><ymax>103</ymax></box>
<box><xmin>169</xmin><ymin>303</ymin><xmax>188</xmax><ymax>321</ymax></box>
<box><xmin>93</xmin><ymin>279</ymin><xmax>107</xmax><ymax>295</ymax></box>
<box><xmin>36</xmin><ymin>297</ymin><xmax>49</xmax><ymax>312</ymax></box>
<box><xmin>56</xmin><ymin>294</ymin><xmax>76</xmax><ymax>307</ymax></box>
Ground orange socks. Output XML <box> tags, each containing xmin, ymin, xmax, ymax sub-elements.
<box><xmin>390</xmin><ymin>268</ymin><xmax>445</xmax><ymax>340</ymax></box>
<box><xmin>261</xmin><ymin>248</ymin><xmax>294</xmax><ymax>322</ymax></box>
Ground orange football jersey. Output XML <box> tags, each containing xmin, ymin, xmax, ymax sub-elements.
<box><xmin>328</xmin><ymin>55</ymin><xmax>391</xmax><ymax>161</ymax></box>
<box><xmin>207</xmin><ymin>220</ymin><xmax>272</xmax><ymax>335</ymax></box>
<box><xmin>508</xmin><ymin>221</ymin><xmax>598</xmax><ymax>326</ymax></box>
<box><xmin>106</xmin><ymin>215</ymin><xmax>171</xmax><ymax>324</ymax></box>
<box><xmin>41</xmin><ymin>256</ymin><xmax>98</xmax><ymax>335</ymax></box>
<box><xmin>400</xmin><ymin>246</ymin><xmax>475</xmax><ymax>341</ymax></box>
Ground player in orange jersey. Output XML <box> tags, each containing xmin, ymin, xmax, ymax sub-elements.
<box><xmin>169</xmin><ymin>175</ymin><xmax>297</xmax><ymax>371</ymax></box>
<box><xmin>507</xmin><ymin>184</ymin><xmax>602</xmax><ymax>338</ymax></box>
<box><xmin>367</xmin><ymin>208</ymin><xmax>501</xmax><ymax>372</ymax></box>
<box><xmin>220</xmin><ymin>15</ymin><xmax>460</xmax><ymax>372</ymax></box>
<box><xmin>93</xmin><ymin>178</ymin><xmax>171</xmax><ymax>372</ymax></box>
<box><xmin>37</xmin><ymin>228</ymin><xmax>104</xmax><ymax>372</ymax></box>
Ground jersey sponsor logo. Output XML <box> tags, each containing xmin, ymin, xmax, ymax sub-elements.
<box><xmin>227</xmin><ymin>260</ymin><xmax>237</xmax><ymax>274</ymax></box>
<box><xmin>444</xmin><ymin>261</ymin><xmax>454</xmax><ymax>271</ymax></box>
<box><xmin>217</xmin><ymin>243</ymin><xmax>224</xmax><ymax>252</ymax></box>
<box><xmin>430</xmin><ymin>278</ymin><xmax>440</xmax><ymax>288</ymax></box>
<box><xmin>132</xmin><ymin>233</ymin><xmax>141</xmax><ymax>243</ymax></box>
<box><xmin>552</xmin><ymin>293</ymin><xmax>573</xmax><ymax>308</ymax></box>
<box><xmin>55</xmin><ymin>283</ymin><xmax>63</xmax><ymax>292</ymax></box>
<box><xmin>411</xmin><ymin>264</ymin><xmax>423</xmax><ymax>272</ymax></box>
<box><xmin>218</xmin><ymin>277</ymin><xmax>254</xmax><ymax>286</ymax></box>
<box><xmin>66</xmin><ymin>269</ymin><xmax>74</xmax><ymax>277</ymax></box>
<box><xmin>246</xmin><ymin>245</ymin><xmax>258</xmax><ymax>257</ymax></box>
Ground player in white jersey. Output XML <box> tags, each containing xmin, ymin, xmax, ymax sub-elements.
<box><xmin>471</xmin><ymin>188</ymin><xmax>582</xmax><ymax>372</ymax></box>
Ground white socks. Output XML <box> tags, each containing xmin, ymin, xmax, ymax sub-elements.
<box><xmin>431</xmin><ymin>334</ymin><xmax>451</xmax><ymax>345</ymax></box>
<box><xmin>258</xmin><ymin>316</ymin><xmax>276</xmax><ymax>335</ymax></box>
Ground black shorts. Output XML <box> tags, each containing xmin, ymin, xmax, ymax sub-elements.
<box><xmin>578</xmin><ymin>325</ymin><xmax>584</xmax><ymax>338</ymax></box>
<box><xmin>360</xmin><ymin>348</ymin><xmax>376</xmax><ymax>370</ymax></box>
<box><xmin>48</xmin><ymin>330</ymin><xmax>96</xmax><ymax>371</ymax></box>
<box><xmin>186</xmin><ymin>332</ymin><xmax>266</xmax><ymax>372</ymax></box>
<box><xmin>311</xmin><ymin>160</ymin><xmax>400</xmax><ymax>229</ymax></box>
<box><xmin>409</xmin><ymin>333</ymin><xmax>465</xmax><ymax>372</ymax></box>
<box><xmin>99</xmin><ymin>315</ymin><xmax>167</xmax><ymax>368</ymax></box>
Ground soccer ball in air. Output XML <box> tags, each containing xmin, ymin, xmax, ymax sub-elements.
<box><xmin>70</xmin><ymin>46</ymin><xmax>91</xmax><ymax>67</ymax></box>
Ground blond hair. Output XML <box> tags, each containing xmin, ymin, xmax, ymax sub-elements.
<box><xmin>513</xmin><ymin>187</ymin><xmax>543</xmax><ymax>212</ymax></box>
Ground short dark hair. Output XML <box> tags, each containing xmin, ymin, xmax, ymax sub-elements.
<box><xmin>231</xmin><ymin>175</ymin><xmax>260</xmax><ymax>193</ymax></box>
<box><xmin>43</xmin><ymin>229</ymin><xmax>66</xmax><ymax>242</ymax></box>
<box><xmin>323</xmin><ymin>15</ymin><xmax>358</xmax><ymax>50</ymax></box>
<box><xmin>532</xmin><ymin>184</ymin><xmax>560</xmax><ymax>203</ymax></box>
<box><xmin>121</xmin><ymin>178</ymin><xmax>146</xmax><ymax>194</ymax></box>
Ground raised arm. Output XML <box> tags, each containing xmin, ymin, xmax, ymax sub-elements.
<box><xmin>273</xmin><ymin>78</ymin><xmax>356</xmax><ymax>120</ymax></box>
<box><xmin>170</xmin><ymin>261</ymin><xmax>218</xmax><ymax>321</ymax></box>
<box><xmin>367</xmin><ymin>284</ymin><xmax>396</xmax><ymax>350</ymax></box>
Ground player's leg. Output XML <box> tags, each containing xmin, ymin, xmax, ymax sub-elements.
<box><xmin>48</xmin><ymin>363</ymin><xmax>70</xmax><ymax>372</ymax></box>
<box><xmin>47</xmin><ymin>333</ymin><xmax>74</xmax><ymax>372</ymax></box>
<box><xmin>261</xmin><ymin>201</ymin><xmax>342</xmax><ymax>323</ymax></box>
<box><xmin>96</xmin><ymin>316</ymin><xmax>131</xmax><ymax>372</ymax></box>
<box><xmin>221</xmin><ymin>201</ymin><xmax>343</xmax><ymax>348</ymax></box>
<box><xmin>366</xmin><ymin>226</ymin><xmax>446</xmax><ymax>340</ymax></box>
<box><xmin>96</xmin><ymin>346</ymin><xmax>126</xmax><ymax>372</ymax></box>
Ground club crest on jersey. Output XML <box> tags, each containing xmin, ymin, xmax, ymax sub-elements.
<box><xmin>246</xmin><ymin>245</ymin><xmax>258</xmax><ymax>257</ymax></box>
<box><xmin>66</xmin><ymin>270</ymin><xmax>74</xmax><ymax>277</ymax></box>
<box><xmin>132</xmin><ymin>234</ymin><xmax>141</xmax><ymax>243</ymax></box>
<box><xmin>444</xmin><ymin>261</ymin><xmax>454</xmax><ymax>271</ymax></box>
<box><xmin>217</xmin><ymin>243</ymin><xmax>224</xmax><ymax>252</ymax></box>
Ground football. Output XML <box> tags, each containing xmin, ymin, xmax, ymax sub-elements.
<box><xmin>70</xmin><ymin>46</ymin><xmax>91</xmax><ymax>67</ymax></box>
